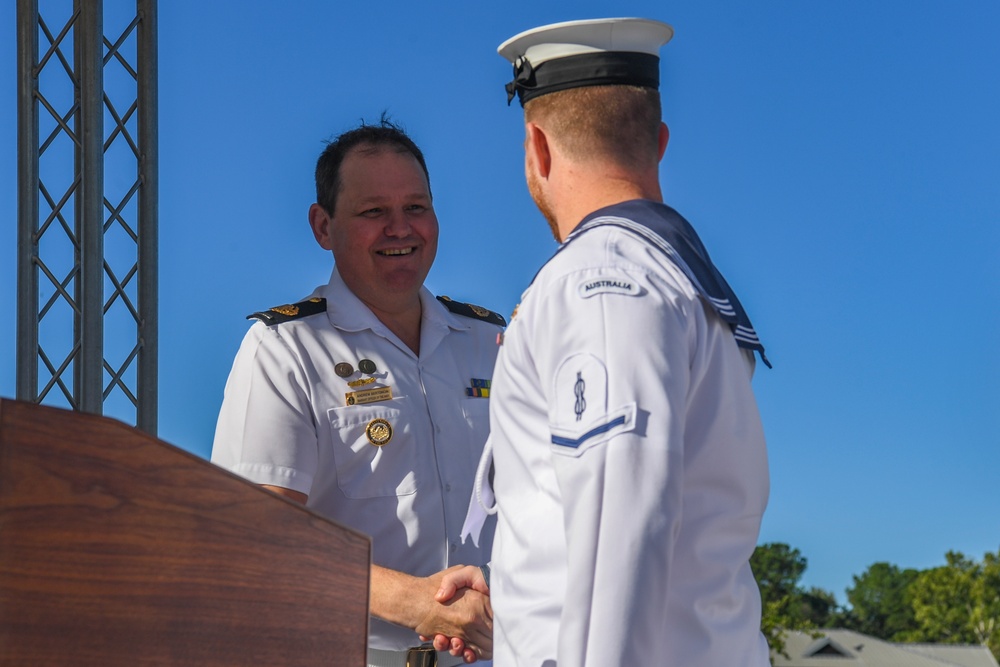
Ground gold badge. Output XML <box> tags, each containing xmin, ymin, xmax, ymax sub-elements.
<box><xmin>271</xmin><ymin>304</ymin><xmax>299</xmax><ymax>316</ymax></box>
<box><xmin>470</xmin><ymin>304</ymin><xmax>490</xmax><ymax>318</ymax></box>
<box><xmin>348</xmin><ymin>376</ymin><xmax>376</xmax><ymax>388</ymax></box>
<box><xmin>365</xmin><ymin>418</ymin><xmax>393</xmax><ymax>446</ymax></box>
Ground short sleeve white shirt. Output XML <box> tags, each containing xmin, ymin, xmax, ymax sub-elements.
<box><xmin>212</xmin><ymin>268</ymin><xmax>499</xmax><ymax>650</ymax></box>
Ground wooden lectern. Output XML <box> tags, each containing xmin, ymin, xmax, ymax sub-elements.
<box><xmin>0</xmin><ymin>398</ymin><xmax>371</xmax><ymax>666</ymax></box>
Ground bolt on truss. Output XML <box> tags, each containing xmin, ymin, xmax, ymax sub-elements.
<box><xmin>16</xmin><ymin>0</ymin><xmax>158</xmax><ymax>434</ymax></box>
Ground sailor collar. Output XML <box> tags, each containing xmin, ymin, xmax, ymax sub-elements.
<box><xmin>549</xmin><ymin>199</ymin><xmax>771</xmax><ymax>367</ymax></box>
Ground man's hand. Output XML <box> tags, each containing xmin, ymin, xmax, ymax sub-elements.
<box><xmin>434</xmin><ymin>564</ymin><xmax>489</xmax><ymax>601</ymax></box>
<box><xmin>259</xmin><ymin>490</ymin><xmax>492</xmax><ymax>659</ymax></box>
<box><xmin>370</xmin><ymin>564</ymin><xmax>493</xmax><ymax>662</ymax></box>
<box><xmin>419</xmin><ymin>565</ymin><xmax>491</xmax><ymax>663</ymax></box>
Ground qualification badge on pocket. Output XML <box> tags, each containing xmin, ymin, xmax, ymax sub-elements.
<box><xmin>365</xmin><ymin>418</ymin><xmax>393</xmax><ymax>447</ymax></box>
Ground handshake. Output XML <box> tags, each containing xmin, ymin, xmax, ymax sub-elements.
<box><xmin>411</xmin><ymin>565</ymin><xmax>492</xmax><ymax>664</ymax></box>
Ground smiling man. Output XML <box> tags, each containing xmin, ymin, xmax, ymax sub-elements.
<box><xmin>212</xmin><ymin>119</ymin><xmax>503</xmax><ymax>667</ymax></box>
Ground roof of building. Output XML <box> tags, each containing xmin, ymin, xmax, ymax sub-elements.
<box><xmin>773</xmin><ymin>629</ymin><xmax>999</xmax><ymax>667</ymax></box>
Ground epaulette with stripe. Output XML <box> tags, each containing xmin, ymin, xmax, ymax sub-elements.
<box><xmin>247</xmin><ymin>297</ymin><xmax>326</xmax><ymax>326</ymax></box>
<box><xmin>436</xmin><ymin>296</ymin><xmax>506</xmax><ymax>327</ymax></box>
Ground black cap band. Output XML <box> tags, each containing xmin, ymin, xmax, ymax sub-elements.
<box><xmin>506</xmin><ymin>51</ymin><xmax>660</xmax><ymax>106</ymax></box>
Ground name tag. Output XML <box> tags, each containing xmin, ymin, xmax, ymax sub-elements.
<box><xmin>345</xmin><ymin>386</ymin><xmax>393</xmax><ymax>406</ymax></box>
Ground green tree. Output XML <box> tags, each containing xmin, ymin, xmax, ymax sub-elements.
<box><xmin>796</xmin><ymin>587</ymin><xmax>841</xmax><ymax>628</ymax></box>
<box><xmin>752</xmin><ymin>543</ymin><xmax>806</xmax><ymax>600</ymax></box>
<box><xmin>752</xmin><ymin>545</ymin><xmax>1000</xmax><ymax>662</ymax></box>
<box><xmin>910</xmin><ymin>551</ymin><xmax>978</xmax><ymax>644</ymax></box>
<box><xmin>909</xmin><ymin>549</ymin><xmax>1000</xmax><ymax>660</ymax></box>
<box><xmin>844</xmin><ymin>561</ymin><xmax>919</xmax><ymax>640</ymax></box>
<box><xmin>971</xmin><ymin>551</ymin><xmax>1000</xmax><ymax>658</ymax></box>
<box><xmin>752</xmin><ymin>542</ymin><xmax>806</xmax><ymax>657</ymax></box>
<box><xmin>751</xmin><ymin>543</ymin><xmax>840</xmax><ymax>657</ymax></box>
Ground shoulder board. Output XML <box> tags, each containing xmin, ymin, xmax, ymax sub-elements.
<box><xmin>436</xmin><ymin>296</ymin><xmax>506</xmax><ymax>327</ymax></box>
<box><xmin>247</xmin><ymin>297</ymin><xmax>327</xmax><ymax>326</ymax></box>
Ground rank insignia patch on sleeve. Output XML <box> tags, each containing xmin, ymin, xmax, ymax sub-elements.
<box><xmin>553</xmin><ymin>354</ymin><xmax>608</xmax><ymax>427</ymax></box>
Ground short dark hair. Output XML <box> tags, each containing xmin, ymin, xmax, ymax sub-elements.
<box><xmin>524</xmin><ymin>85</ymin><xmax>661</xmax><ymax>169</ymax></box>
<box><xmin>314</xmin><ymin>114</ymin><xmax>431</xmax><ymax>214</ymax></box>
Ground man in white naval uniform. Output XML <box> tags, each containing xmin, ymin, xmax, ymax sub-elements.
<box><xmin>441</xmin><ymin>18</ymin><xmax>772</xmax><ymax>667</ymax></box>
<box><xmin>212</xmin><ymin>120</ymin><xmax>500</xmax><ymax>667</ymax></box>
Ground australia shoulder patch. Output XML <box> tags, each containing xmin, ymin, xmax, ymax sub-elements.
<box><xmin>247</xmin><ymin>297</ymin><xmax>326</xmax><ymax>326</ymax></box>
<box><xmin>577</xmin><ymin>272</ymin><xmax>643</xmax><ymax>299</ymax></box>
<box><xmin>436</xmin><ymin>295</ymin><xmax>506</xmax><ymax>327</ymax></box>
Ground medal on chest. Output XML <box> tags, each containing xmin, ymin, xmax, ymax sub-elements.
<box><xmin>335</xmin><ymin>357</ymin><xmax>393</xmax><ymax>406</ymax></box>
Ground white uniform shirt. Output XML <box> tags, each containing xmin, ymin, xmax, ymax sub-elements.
<box><xmin>212</xmin><ymin>268</ymin><xmax>499</xmax><ymax>651</ymax></box>
<box><xmin>485</xmin><ymin>220</ymin><xmax>770</xmax><ymax>666</ymax></box>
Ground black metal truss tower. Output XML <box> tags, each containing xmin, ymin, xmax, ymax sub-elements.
<box><xmin>16</xmin><ymin>0</ymin><xmax>158</xmax><ymax>434</ymax></box>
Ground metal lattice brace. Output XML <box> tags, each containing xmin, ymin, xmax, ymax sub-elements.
<box><xmin>16</xmin><ymin>0</ymin><xmax>158</xmax><ymax>434</ymax></box>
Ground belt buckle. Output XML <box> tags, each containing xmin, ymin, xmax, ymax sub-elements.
<box><xmin>406</xmin><ymin>645</ymin><xmax>437</xmax><ymax>667</ymax></box>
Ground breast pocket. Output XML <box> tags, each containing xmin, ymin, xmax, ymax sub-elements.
<box><xmin>328</xmin><ymin>398</ymin><xmax>417</xmax><ymax>499</ymax></box>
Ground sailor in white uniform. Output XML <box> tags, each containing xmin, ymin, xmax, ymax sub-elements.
<box><xmin>453</xmin><ymin>18</ymin><xmax>772</xmax><ymax>666</ymax></box>
<box><xmin>212</xmin><ymin>120</ymin><xmax>501</xmax><ymax>667</ymax></box>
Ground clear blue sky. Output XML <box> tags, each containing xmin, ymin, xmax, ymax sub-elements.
<box><xmin>2</xmin><ymin>1</ymin><xmax>998</xmax><ymax>604</ymax></box>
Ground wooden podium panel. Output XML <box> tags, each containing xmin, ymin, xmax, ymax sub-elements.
<box><xmin>0</xmin><ymin>399</ymin><xmax>371</xmax><ymax>666</ymax></box>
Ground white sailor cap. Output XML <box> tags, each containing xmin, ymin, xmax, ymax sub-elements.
<box><xmin>498</xmin><ymin>18</ymin><xmax>674</xmax><ymax>107</ymax></box>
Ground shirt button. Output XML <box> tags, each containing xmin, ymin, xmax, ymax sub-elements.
<box><xmin>450</xmin><ymin>543</ymin><xmax>457</xmax><ymax>553</ymax></box>
<box><xmin>445</xmin><ymin>484</ymin><xmax>452</xmax><ymax>492</ymax></box>
<box><xmin>435</xmin><ymin>424</ymin><xmax>442</xmax><ymax>433</ymax></box>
